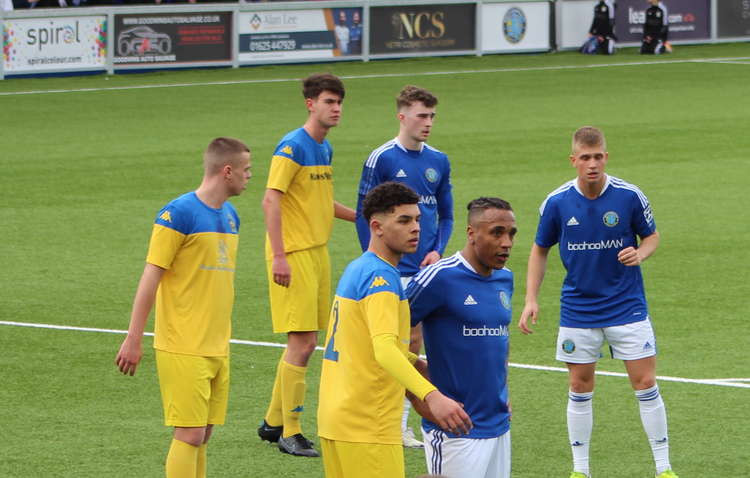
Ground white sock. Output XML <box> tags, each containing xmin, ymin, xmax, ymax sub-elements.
<box><xmin>636</xmin><ymin>385</ymin><xmax>671</xmax><ymax>474</ymax></box>
<box><xmin>401</xmin><ymin>396</ymin><xmax>411</xmax><ymax>432</ymax></box>
<box><xmin>568</xmin><ymin>391</ymin><xmax>593</xmax><ymax>477</ymax></box>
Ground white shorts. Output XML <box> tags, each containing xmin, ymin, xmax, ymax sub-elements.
<box><xmin>422</xmin><ymin>428</ymin><xmax>510</xmax><ymax>478</ymax></box>
<box><xmin>556</xmin><ymin>318</ymin><xmax>657</xmax><ymax>364</ymax></box>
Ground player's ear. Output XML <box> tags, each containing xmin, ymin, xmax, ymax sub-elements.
<box><xmin>370</xmin><ymin>217</ymin><xmax>383</xmax><ymax>237</ymax></box>
<box><xmin>305</xmin><ymin>97</ymin><xmax>314</xmax><ymax>112</ymax></box>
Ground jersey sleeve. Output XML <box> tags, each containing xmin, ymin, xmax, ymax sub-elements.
<box><xmin>146</xmin><ymin>204</ymin><xmax>189</xmax><ymax>269</ymax></box>
<box><xmin>360</xmin><ymin>268</ymin><xmax>403</xmax><ymax>338</ymax></box>
<box><xmin>435</xmin><ymin>158</ymin><xmax>454</xmax><ymax>255</ymax></box>
<box><xmin>355</xmin><ymin>154</ymin><xmax>387</xmax><ymax>252</ymax></box>
<box><xmin>406</xmin><ymin>267</ymin><xmax>441</xmax><ymax>326</ymax></box>
<box><xmin>630</xmin><ymin>189</ymin><xmax>657</xmax><ymax>238</ymax></box>
<box><xmin>535</xmin><ymin>198</ymin><xmax>560</xmax><ymax>248</ymax></box>
<box><xmin>266</xmin><ymin>141</ymin><xmax>301</xmax><ymax>193</ymax></box>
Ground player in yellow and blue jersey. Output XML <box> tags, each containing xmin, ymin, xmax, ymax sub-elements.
<box><xmin>318</xmin><ymin>182</ymin><xmax>471</xmax><ymax>478</ymax></box>
<box><xmin>258</xmin><ymin>73</ymin><xmax>356</xmax><ymax>457</ymax></box>
<box><xmin>115</xmin><ymin>137</ymin><xmax>251</xmax><ymax>478</ymax></box>
<box><xmin>519</xmin><ymin>127</ymin><xmax>677</xmax><ymax>478</ymax></box>
<box><xmin>355</xmin><ymin>85</ymin><xmax>454</xmax><ymax>448</ymax></box>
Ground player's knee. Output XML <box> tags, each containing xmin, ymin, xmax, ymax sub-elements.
<box><xmin>174</xmin><ymin>426</ymin><xmax>206</xmax><ymax>447</ymax></box>
<box><xmin>569</xmin><ymin>376</ymin><xmax>595</xmax><ymax>393</ymax></box>
<box><xmin>633</xmin><ymin>376</ymin><xmax>656</xmax><ymax>391</ymax></box>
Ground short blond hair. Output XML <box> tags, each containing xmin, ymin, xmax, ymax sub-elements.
<box><xmin>203</xmin><ymin>137</ymin><xmax>250</xmax><ymax>174</ymax></box>
<box><xmin>572</xmin><ymin>126</ymin><xmax>606</xmax><ymax>153</ymax></box>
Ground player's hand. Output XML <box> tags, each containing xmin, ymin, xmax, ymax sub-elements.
<box><xmin>617</xmin><ymin>247</ymin><xmax>642</xmax><ymax>266</ymax></box>
<box><xmin>518</xmin><ymin>302</ymin><xmax>539</xmax><ymax>335</ymax></box>
<box><xmin>272</xmin><ymin>255</ymin><xmax>292</xmax><ymax>287</ymax></box>
<box><xmin>115</xmin><ymin>336</ymin><xmax>142</xmax><ymax>376</ymax></box>
<box><xmin>420</xmin><ymin>251</ymin><xmax>441</xmax><ymax>267</ymax></box>
<box><xmin>424</xmin><ymin>390</ymin><xmax>473</xmax><ymax>435</ymax></box>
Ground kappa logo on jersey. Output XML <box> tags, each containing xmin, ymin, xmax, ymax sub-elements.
<box><xmin>566</xmin><ymin>216</ymin><xmax>580</xmax><ymax>226</ymax></box>
<box><xmin>395</xmin><ymin>169</ymin><xmax>407</xmax><ymax>178</ymax></box>
<box><xmin>369</xmin><ymin>276</ymin><xmax>390</xmax><ymax>288</ymax></box>
<box><xmin>159</xmin><ymin>211</ymin><xmax>172</xmax><ymax>223</ymax></box>
<box><xmin>463</xmin><ymin>295</ymin><xmax>478</xmax><ymax>305</ymax></box>
<box><xmin>280</xmin><ymin>145</ymin><xmax>293</xmax><ymax>156</ymax></box>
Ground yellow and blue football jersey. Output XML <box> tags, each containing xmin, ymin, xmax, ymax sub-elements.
<box><xmin>318</xmin><ymin>252</ymin><xmax>411</xmax><ymax>445</ymax></box>
<box><xmin>266</xmin><ymin>127</ymin><xmax>334</xmax><ymax>256</ymax></box>
<box><xmin>147</xmin><ymin>192</ymin><xmax>240</xmax><ymax>357</ymax></box>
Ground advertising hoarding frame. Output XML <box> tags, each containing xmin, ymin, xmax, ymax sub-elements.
<box><xmin>2</xmin><ymin>0</ymin><xmax>749</xmax><ymax>80</ymax></box>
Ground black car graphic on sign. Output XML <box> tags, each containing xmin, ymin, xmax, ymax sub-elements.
<box><xmin>117</xmin><ymin>26</ymin><xmax>172</xmax><ymax>56</ymax></box>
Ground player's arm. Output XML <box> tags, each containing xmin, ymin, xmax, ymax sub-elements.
<box><xmin>262</xmin><ymin>188</ymin><xmax>291</xmax><ymax>287</ymax></box>
<box><xmin>372</xmin><ymin>333</ymin><xmax>472</xmax><ymax>434</ymax></box>
<box><xmin>334</xmin><ymin>201</ymin><xmax>356</xmax><ymax>222</ymax></box>
<box><xmin>518</xmin><ymin>243</ymin><xmax>550</xmax><ymax>334</ymax></box>
<box><xmin>422</xmin><ymin>162</ymin><xmax>454</xmax><ymax>267</ymax></box>
<box><xmin>115</xmin><ymin>263</ymin><xmax>165</xmax><ymax>376</ymax></box>
<box><xmin>618</xmin><ymin>230</ymin><xmax>659</xmax><ymax>266</ymax></box>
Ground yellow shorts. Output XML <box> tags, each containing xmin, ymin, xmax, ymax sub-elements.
<box><xmin>155</xmin><ymin>350</ymin><xmax>229</xmax><ymax>427</ymax></box>
<box><xmin>320</xmin><ymin>438</ymin><xmax>404</xmax><ymax>478</ymax></box>
<box><xmin>267</xmin><ymin>245</ymin><xmax>331</xmax><ymax>333</ymax></box>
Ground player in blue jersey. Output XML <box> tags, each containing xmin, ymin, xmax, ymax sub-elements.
<box><xmin>407</xmin><ymin>197</ymin><xmax>516</xmax><ymax>478</ymax></box>
<box><xmin>115</xmin><ymin>137</ymin><xmax>251</xmax><ymax>478</ymax></box>
<box><xmin>518</xmin><ymin>127</ymin><xmax>677</xmax><ymax>478</ymax></box>
<box><xmin>356</xmin><ymin>85</ymin><xmax>453</xmax><ymax>447</ymax></box>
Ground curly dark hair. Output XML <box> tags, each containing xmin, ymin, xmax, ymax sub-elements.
<box><xmin>362</xmin><ymin>182</ymin><xmax>419</xmax><ymax>221</ymax></box>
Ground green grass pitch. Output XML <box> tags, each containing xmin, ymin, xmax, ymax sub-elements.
<box><xmin>1</xmin><ymin>43</ymin><xmax>749</xmax><ymax>477</ymax></box>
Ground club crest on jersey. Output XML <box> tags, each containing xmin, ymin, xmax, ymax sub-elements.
<box><xmin>499</xmin><ymin>291</ymin><xmax>511</xmax><ymax>310</ymax></box>
<box><xmin>370</xmin><ymin>276</ymin><xmax>390</xmax><ymax>288</ymax></box>
<box><xmin>602</xmin><ymin>211</ymin><xmax>619</xmax><ymax>227</ymax></box>
<box><xmin>217</xmin><ymin>239</ymin><xmax>229</xmax><ymax>265</ymax></box>
<box><xmin>562</xmin><ymin>339</ymin><xmax>576</xmax><ymax>354</ymax></box>
<box><xmin>424</xmin><ymin>168</ymin><xmax>439</xmax><ymax>183</ymax></box>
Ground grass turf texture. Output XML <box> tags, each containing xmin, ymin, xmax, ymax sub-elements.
<box><xmin>1</xmin><ymin>43</ymin><xmax>749</xmax><ymax>476</ymax></box>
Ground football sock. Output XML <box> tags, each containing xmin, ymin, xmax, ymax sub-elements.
<box><xmin>401</xmin><ymin>396</ymin><xmax>411</xmax><ymax>432</ymax></box>
<box><xmin>166</xmin><ymin>438</ymin><xmax>198</xmax><ymax>478</ymax></box>
<box><xmin>264</xmin><ymin>353</ymin><xmax>285</xmax><ymax>427</ymax></box>
<box><xmin>635</xmin><ymin>385</ymin><xmax>671</xmax><ymax>474</ymax></box>
<box><xmin>280</xmin><ymin>359</ymin><xmax>307</xmax><ymax>438</ymax></box>
<box><xmin>567</xmin><ymin>390</ymin><xmax>594</xmax><ymax>477</ymax></box>
<box><xmin>196</xmin><ymin>443</ymin><xmax>207</xmax><ymax>478</ymax></box>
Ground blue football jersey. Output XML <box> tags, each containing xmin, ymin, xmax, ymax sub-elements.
<box><xmin>535</xmin><ymin>175</ymin><xmax>657</xmax><ymax>328</ymax></box>
<box><xmin>407</xmin><ymin>252</ymin><xmax>512</xmax><ymax>439</ymax></box>
<box><xmin>356</xmin><ymin>138</ymin><xmax>454</xmax><ymax>276</ymax></box>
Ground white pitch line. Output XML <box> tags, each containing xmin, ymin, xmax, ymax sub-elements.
<box><xmin>3</xmin><ymin>319</ymin><xmax>748</xmax><ymax>389</ymax></box>
<box><xmin>2</xmin><ymin>56</ymin><xmax>749</xmax><ymax>97</ymax></box>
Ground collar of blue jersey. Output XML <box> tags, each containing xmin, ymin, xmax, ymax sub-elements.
<box><xmin>573</xmin><ymin>173</ymin><xmax>611</xmax><ymax>198</ymax></box>
<box><xmin>394</xmin><ymin>137</ymin><xmax>425</xmax><ymax>154</ymax></box>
